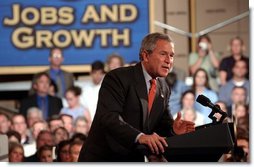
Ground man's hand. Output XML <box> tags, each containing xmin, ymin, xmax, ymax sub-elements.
<box><xmin>173</xmin><ymin>112</ymin><xmax>195</xmax><ymax>135</ymax></box>
<box><xmin>138</xmin><ymin>132</ymin><xmax>168</xmax><ymax>155</ymax></box>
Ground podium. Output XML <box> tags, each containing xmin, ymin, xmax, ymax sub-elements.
<box><xmin>163</xmin><ymin>123</ymin><xmax>234</xmax><ymax>162</ymax></box>
<box><xmin>138</xmin><ymin>123</ymin><xmax>235</xmax><ymax>162</ymax></box>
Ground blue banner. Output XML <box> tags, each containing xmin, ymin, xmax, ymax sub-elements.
<box><xmin>0</xmin><ymin>0</ymin><xmax>150</xmax><ymax>66</ymax></box>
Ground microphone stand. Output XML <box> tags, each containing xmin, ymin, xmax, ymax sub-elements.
<box><xmin>208</xmin><ymin>105</ymin><xmax>228</xmax><ymax>124</ymax></box>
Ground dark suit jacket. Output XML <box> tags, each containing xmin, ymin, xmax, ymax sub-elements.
<box><xmin>19</xmin><ymin>94</ymin><xmax>63</xmax><ymax>119</ymax></box>
<box><xmin>45</xmin><ymin>69</ymin><xmax>74</xmax><ymax>92</ymax></box>
<box><xmin>78</xmin><ymin>63</ymin><xmax>175</xmax><ymax>162</ymax></box>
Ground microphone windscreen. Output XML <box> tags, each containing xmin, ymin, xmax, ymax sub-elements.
<box><xmin>196</xmin><ymin>94</ymin><xmax>211</xmax><ymax>107</ymax></box>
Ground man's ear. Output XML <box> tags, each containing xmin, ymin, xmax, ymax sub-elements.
<box><xmin>33</xmin><ymin>83</ymin><xmax>38</xmax><ymax>91</ymax></box>
<box><xmin>141</xmin><ymin>51</ymin><xmax>149</xmax><ymax>62</ymax></box>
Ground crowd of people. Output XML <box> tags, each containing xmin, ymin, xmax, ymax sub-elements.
<box><xmin>0</xmin><ymin>34</ymin><xmax>249</xmax><ymax>162</ymax></box>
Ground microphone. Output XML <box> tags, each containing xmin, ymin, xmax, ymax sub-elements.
<box><xmin>196</xmin><ymin>94</ymin><xmax>227</xmax><ymax>118</ymax></box>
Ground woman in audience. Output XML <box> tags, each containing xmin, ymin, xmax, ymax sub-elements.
<box><xmin>189</xmin><ymin>35</ymin><xmax>221</xmax><ymax>91</ymax></box>
<box><xmin>173</xmin><ymin>90</ymin><xmax>205</xmax><ymax>127</ymax></box>
<box><xmin>191</xmin><ymin>68</ymin><xmax>218</xmax><ymax>124</ymax></box>
<box><xmin>53</xmin><ymin>127</ymin><xmax>69</xmax><ymax>145</ymax></box>
<box><xmin>69</xmin><ymin>140</ymin><xmax>83</xmax><ymax>162</ymax></box>
<box><xmin>38</xmin><ymin>145</ymin><xmax>54</xmax><ymax>162</ymax></box>
<box><xmin>9</xmin><ymin>142</ymin><xmax>24</xmax><ymax>162</ymax></box>
<box><xmin>234</xmin><ymin>103</ymin><xmax>249</xmax><ymax>125</ymax></box>
<box><xmin>55</xmin><ymin>140</ymin><xmax>72</xmax><ymax>162</ymax></box>
<box><xmin>73</xmin><ymin>116</ymin><xmax>90</xmax><ymax>135</ymax></box>
<box><xmin>60</xmin><ymin>86</ymin><xmax>91</xmax><ymax>127</ymax></box>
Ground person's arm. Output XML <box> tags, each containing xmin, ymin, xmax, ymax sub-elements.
<box><xmin>208</xmin><ymin>50</ymin><xmax>220</xmax><ymax>68</ymax></box>
<box><xmin>96</xmin><ymin>72</ymin><xmax>141</xmax><ymax>148</ymax></box>
<box><xmin>189</xmin><ymin>57</ymin><xmax>203</xmax><ymax>75</ymax></box>
<box><xmin>189</xmin><ymin>51</ymin><xmax>205</xmax><ymax>75</ymax></box>
<box><xmin>207</xmin><ymin>43</ymin><xmax>220</xmax><ymax>69</ymax></box>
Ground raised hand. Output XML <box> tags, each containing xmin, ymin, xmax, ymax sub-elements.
<box><xmin>173</xmin><ymin>112</ymin><xmax>195</xmax><ymax>135</ymax></box>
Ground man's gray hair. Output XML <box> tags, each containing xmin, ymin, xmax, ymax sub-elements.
<box><xmin>139</xmin><ymin>32</ymin><xmax>173</xmax><ymax>60</ymax></box>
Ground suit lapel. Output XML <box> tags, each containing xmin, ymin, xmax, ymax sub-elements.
<box><xmin>133</xmin><ymin>63</ymin><xmax>148</xmax><ymax>126</ymax></box>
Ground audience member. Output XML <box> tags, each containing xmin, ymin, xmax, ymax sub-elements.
<box><xmin>218</xmin><ymin>59</ymin><xmax>249</xmax><ymax>106</ymax></box>
<box><xmin>8</xmin><ymin>142</ymin><xmax>24</xmax><ymax>162</ymax></box>
<box><xmin>25</xmin><ymin>130</ymin><xmax>54</xmax><ymax>162</ymax></box>
<box><xmin>69</xmin><ymin>140</ymin><xmax>84</xmax><ymax>162</ymax></box>
<box><xmin>173</xmin><ymin>90</ymin><xmax>205</xmax><ymax>126</ymax></box>
<box><xmin>53</xmin><ymin>127</ymin><xmax>69</xmax><ymax>145</ymax></box>
<box><xmin>19</xmin><ymin>72</ymin><xmax>63</xmax><ymax>120</ymax></box>
<box><xmin>48</xmin><ymin>115</ymin><xmax>64</xmax><ymax>133</ymax></box>
<box><xmin>7</xmin><ymin>130</ymin><xmax>22</xmax><ymax>143</ymax></box>
<box><xmin>0</xmin><ymin>113</ymin><xmax>11</xmax><ymax>134</ymax></box>
<box><xmin>166</xmin><ymin>71</ymin><xmax>189</xmax><ymax>116</ymax></box>
<box><xmin>227</xmin><ymin>86</ymin><xmax>248</xmax><ymax>121</ymax></box>
<box><xmin>215</xmin><ymin>101</ymin><xmax>231</xmax><ymax>122</ymax></box>
<box><xmin>38</xmin><ymin>145</ymin><xmax>54</xmax><ymax>162</ymax></box>
<box><xmin>30</xmin><ymin>120</ymin><xmax>49</xmax><ymax>141</ymax></box>
<box><xmin>60</xmin><ymin>86</ymin><xmax>91</xmax><ymax>126</ymax></box>
<box><xmin>70</xmin><ymin>133</ymin><xmax>87</xmax><ymax>143</ymax></box>
<box><xmin>189</xmin><ymin>35</ymin><xmax>220</xmax><ymax>91</ymax></box>
<box><xmin>60</xmin><ymin>114</ymin><xmax>74</xmax><ymax>136</ymax></box>
<box><xmin>55</xmin><ymin>140</ymin><xmax>72</xmax><ymax>162</ymax></box>
<box><xmin>219</xmin><ymin>36</ymin><xmax>249</xmax><ymax>85</ymax></box>
<box><xmin>234</xmin><ymin>103</ymin><xmax>249</xmax><ymax>124</ymax></box>
<box><xmin>79</xmin><ymin>60</ymin><xmax>105</xmax><ymax>121</ymax></box>
<box><xmin>11</xmin><ymin>114</ymin><xmax>30</xmax><ymax>144</ymax></box>
<box><xmin>106</xmin><ymin>53</ymin><xmax>125</xmax><ymax>72</ymax></box>
<box><xmin>23</xmin><ymin>120</ymin><xmax>49</xmax><ymax>157</ymax></box>
<box><xmin>225</xmin><ymin>127</ymin><xmax>249</xmax><ymax>162</ymax></box>
<box><xmin>191</xmin><ymin>68</ymin><xmax>218</xmax><ymax>123</ymax></box>
<box><xmin>44</xmin><ymin>48</ymin><xmax>74</xmax><ymax>98</ymax></box>
<box><xmin>73</xmin><ymin>116</ymin><xmax>90</xmax><ymax>135</ymax></box>
<box><xmin>26</xmin><ymin>107</ymin><xmax>43</xmax><ymax>128</ymax></box>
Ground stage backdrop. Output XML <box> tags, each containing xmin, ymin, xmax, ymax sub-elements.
<box><xmin>0</xmin><ymin>0</ymin><xmax>150</xmax><ymax>73</ymax></box>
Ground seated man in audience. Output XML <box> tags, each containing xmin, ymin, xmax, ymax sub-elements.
<box><xmin>11</xmin><ymin>114</ymin><xmax>31</xmax><ymax>145</ymax></box>
<box><xmin>227</xmin><ymin>86</ymin><xmax>248</xmax><ymax>121</ymax></box>
<box><xmin>218</xmin><ymin>59</ymin><xmax>249</xmax><ymax>106</ymax></box>
<box><xmin>219</xmin><ymin>36</ymin><xmax>249</xmax><ymax>86</ymax></box>
<box><xmin>25</xmin><ymin>130</ymin><xmax>54</xmax><ymax>162</ymax></box>
<box><xmin>60</xmin><ymin>114</ymin><xmax>74</xmax><ymax>137</ymax></box>
<box><xmin>48</xmin><ymin>115</ymin><xmax>64</xmax><ymax>133</ymax></box>
<box><xmin>19</xmin><ymin>72</ymin><xmax>63</xmax><ymax>120</ymax></box>
<box><xmin>26</xmin><ymin>107</ymin><xmax>43</xmax><ymax>128</ymax></box>
<box><xmin>0</xmin><ymin>113</ymin><xmax>11</xmax><ymax>134</ymax></box>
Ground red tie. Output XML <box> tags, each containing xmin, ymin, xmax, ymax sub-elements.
<box><xmin>148</xmin><ymin>79</ymin><xmax>157</xmax><ymax>112</ymax></box>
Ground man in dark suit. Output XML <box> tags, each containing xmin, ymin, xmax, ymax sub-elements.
<box><xmin>20</xmin><ymin>72</ymin><xmax>63</xmax><ymax>120</ymax></box>
<box><xmin>44</xmin><ymin>48</ymin><xmax>74</xmax><ymax>98</ymax></box>
<box><xmin>78</xmin><ymin>32</ymin><xmax>195</xmax><ymax>162</ymax></box>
